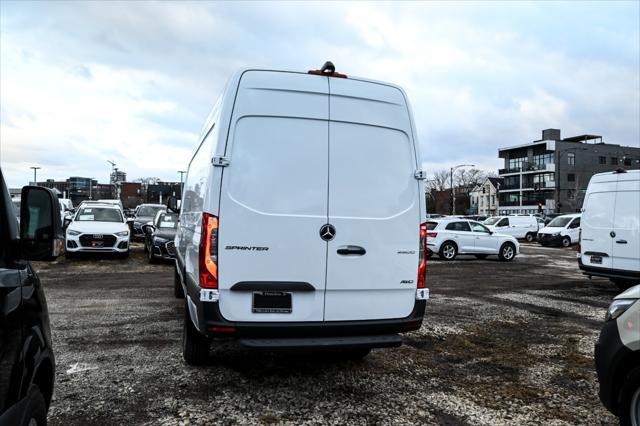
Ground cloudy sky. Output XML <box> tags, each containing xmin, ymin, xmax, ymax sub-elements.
<box><xmin>1</xmin><ymin>1</ymin><xmax>638</xmax><ymax>188</ymax></box>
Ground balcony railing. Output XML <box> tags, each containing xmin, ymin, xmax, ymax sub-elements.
<box><xmin>499</xmin><ymin>162</ymin><xmax>555</xmax><ymax>175</ymax></box>
<box><xmin>500</xmin><ymin>199</ymin><xmax>545</xmax><ymax>207</ymax></box>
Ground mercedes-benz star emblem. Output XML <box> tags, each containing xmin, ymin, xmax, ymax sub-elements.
<box><xmin>319</xmin><ymin>224</ymin><xmax>336</xmax><ymax>241</ymax></box>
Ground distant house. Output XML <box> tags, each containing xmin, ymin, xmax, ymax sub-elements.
<box><xmin>469</xmin><ymin>177</ymin><xmax>503</xmax><ymax>216</ymax></box>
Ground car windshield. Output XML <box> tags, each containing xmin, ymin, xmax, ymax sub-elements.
<box><xmin>547</xmin><ymin>217</ymin><xmax>573</xmax><ymax>228</ymax></box>
<box><xmin>484</xmin><ymin>217</ymin><xmax>501</xmax><ymax>225</ymax></box>
<box><xmin>157</xmin><ymin>213</ymin><xmax>178</xmax><ymax>229</ymax></box>
<box><xmin>137</xmin><ymin>206</ymin><xmax>164</xmax><ymax>217</ymax></box>
<box><xmin>76</xmin><ymin>207</ymin><xmax>123</xmax><ymax>222</ymax></box>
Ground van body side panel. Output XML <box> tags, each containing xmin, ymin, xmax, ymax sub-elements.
<box><xmin>581</xmin><ymin>177</ymin><xmax>618</xmax><ymax>271</ymax></box>
<box><xmin>611</xmin><ymin>175</ymin><xmax>640</xmax><ymax>273</ymax></box>
<box><xmin>324</xmin><ymin>79</ymin><xmax>419</xmax><ymax>321</ymax></box>
<box><xmin>217</xmin><ymin>71</ymin><xmax>329</xmax><ymax>322</ymax></box>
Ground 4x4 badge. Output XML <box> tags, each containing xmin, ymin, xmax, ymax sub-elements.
<box><xmin>319</xmin><ymin>224</ymin><xmax>336</xmax><ymax>241</ymax></box>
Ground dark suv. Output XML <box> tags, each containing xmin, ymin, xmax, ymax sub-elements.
<box><xmin>0</xmin><ymin>169</ymin><xmax>65</xmax><ymax>425</ymax></box>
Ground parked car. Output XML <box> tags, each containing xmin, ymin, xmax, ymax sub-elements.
<box><xmin>97</xmin><ymin>199</ymin><xmax>124</xmax><ymax>211</ymax></box>
<box><xmin>464</xmin><ymin>215</ymin><xmax>488</xmax><ymax>222</ymax></box>
<box><xmin>131</xmin><ymin>204</ymin><xmax>166</xmax><ymax>241</ymax></box>
<box><xmin>143</xmin><ymin>211</ymin><xmax>178</xmax><ymax>264</ymax></box>
<box><xmin>537</xmin><ymin>213</ymin><xmax>581</xmax><ymax>247</ymax></box>
<box><xmin>0</xmin><ymin>169</ymin><xmax>64</xmax><ymax>426</ymax></box>
<box><xmin>595</xmin><ymin>284</ymin><xmax>640</xmax><ymax>425</ymax></box>
<box><xmin>579</xmin><ymin>169</ymin><xmax>640</xmax><ymax>290</ymax></box>
<box><xmin>484</xmin><ymin>215</ymin><xmax>540</xmax><ymax>242</ymax></box>
<box><xmin>425</xmin><ymin>218</ymin><xmax>519</xmax><ymax>261</ymax></box>
<box><xmin>65</xmin><ymin>203</ymin><xmax>130</xmax><ymax>258</ymax></box>
<box><xmin>173</xmin><ymin>64</ymin><xmax>428</xmax><ymax>365</ymax></box>
<box><xmin>543</xmin><ymin>213</ymin><xmax>563</xmax><ymax>225</ymax></box>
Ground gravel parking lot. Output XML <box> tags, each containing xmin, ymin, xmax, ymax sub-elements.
<box><xmin>34</xmin><ymin>243</ymin><xmax>618</xmax><ymax>425</ymax></box>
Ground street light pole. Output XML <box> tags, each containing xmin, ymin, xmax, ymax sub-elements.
<box><xmin>450</xmin><ymin>164</ymin><xmax>475</xmax><ymax>215</ymax></box>
<box><xmin>30</xmin><ymin>166</ymin><xmax>41</xmax><ymax>186</ymax></box>
<box><xmin>178</xmin><ymin>170</ymin><xmax>186</xmax><ymax>199</ymax></box>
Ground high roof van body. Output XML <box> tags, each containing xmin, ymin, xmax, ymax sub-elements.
<box><xmin>173</xmin><ymin>66</ymin><xmax>428</xmax><ymax>364</ymax></box>
<box><xmin>579</xmin><ymin>170</ymin><xmax>640</xmax><ymax>290</ymax></box>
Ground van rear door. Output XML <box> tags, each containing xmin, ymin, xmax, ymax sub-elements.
<box><xmin>217</xmin><ymin>71</ymin><xmax>329</xmax><ymax>322</ymax></box>
<box><xmin>324</xmin><ymin>78</ymin><xmax>420</xmax><ymax>321</ymax></box>
<box><xmin>611</xmin><ymin>173</ymin><xmax>640</xmax><ymax>273</ymax></box>
<box><xmin>581</xmin><ymin>174</ymin><xmax>618</xmax><ymax>271</ymax></box>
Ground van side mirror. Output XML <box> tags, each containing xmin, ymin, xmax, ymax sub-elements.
<box><xmin>167</xmin><ymin>196</ymin><xmax>179</xmax><ymax>213</ymax></box>
<box><xmin>20</xmin><ymin>186</ymin><xmax>64</xmax><ymax>260</ymax></box>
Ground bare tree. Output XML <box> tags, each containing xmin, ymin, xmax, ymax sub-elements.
<box><xmin>428</xmin><ymin>170</ymin><xmax>451</xmax><ymax>191</ymax></box>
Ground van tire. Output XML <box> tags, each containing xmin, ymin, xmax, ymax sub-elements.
<box><xmin>561</xmin><ymin>237</ymin><xmax>571</xmax><ymax>247</ymax></box>
<box><xmin>174</xmin><ymin>267</ymin><xmax>184</xmax><ymax>298</ymax></box>
<box><xmin>612</xmin><ymin>279</ymin><xmax>637</xmax><ymax>291</ymax></box>
<box><xmin>19</xmin><ymin>385</ymin><xmax>47</xmax><ymax>426</ymax></box>
<box><xmin>498</xmin><ymin>242</ymin><xmax>516</xmax><ymax>261</ymax></box>
<box><xmin>618</xmin><ymin>366</ymin><xmax>640</xmax><ymax>426</ymax></box>
<box><xmin>183</xmin><ymin>301</ymin><xmax>210</xmax><ymax>366</ymax></box>
<box><xmin>439</xmin><ymin>242</ymin><xmax>457</xmax><ymax>261</ymax></box>
<box><xmin>525</xmin><ymin>233</ymin><xmax>535</xmax><ymax>242</ymax></box>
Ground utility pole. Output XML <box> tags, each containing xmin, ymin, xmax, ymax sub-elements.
<box><xmin>30</xmin><ymin>166</ymin><xmax>41</xmax><ymax>186</ymax></box>
<box><xmin>450</xmin><ymin>164</ymin><xmax>475</xmax><ymax>215</ymax></box>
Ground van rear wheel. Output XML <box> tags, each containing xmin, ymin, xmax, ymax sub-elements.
<box><xmin>439</xmin><ymin>242</ymin><xmax>457</xmax><ymax>261</ymax></box>
<box><xmin>183</xmin><ymin>302</ymin><xmax>210</xmax><ymax>366</ymax></box>
<box><xmin>174</xmin><ymin>267</ymin><xmax>184</xmax><ymax>298</ymax></box>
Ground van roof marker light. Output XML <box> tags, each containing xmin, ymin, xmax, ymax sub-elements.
<box><xmin>308</xmin><ymin>61</ymin><xmax>348</xmax><ymax>78</ymax></box>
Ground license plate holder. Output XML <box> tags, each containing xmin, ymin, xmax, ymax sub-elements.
<box><xmin>252</xmin><ymin>291</ymin><xmax>292</xmax><ymax>314</ymax></box>
<box><xmin>590</xmin><ymin>255</ymin><xmax>602</xmax><ymax>264</ymax></box>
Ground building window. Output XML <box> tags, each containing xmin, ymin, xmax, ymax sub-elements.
<box><xmin>567</xmin><ymin>152</ymin><xmax>575</xmax><ymax>165</ymax></box>
<box><xmin>532</xmin><ymin>153</ymin><xmax>553</xmax><ymax>168</ymax></box>
<box><xmin>567</xmin><ymin>173</ymin><xmax>575</xmax><ymax>182</ymax></box>
<box><xmin>611</xmin><ymin>157</ymin><xmax>618</xmax><ymax>165</ymax></box>
<box><xmin>624</xmin><ymin>158</ymin><xmax>632</xmax><ymax>166</ymax></box>
<box><xmin>567</xmin><ymin>189</ymin><xmax>575</xmax><ymax>200</ymax></box>
<box><xmin>599</xmin><ymin>156</ymin><xmax>606</xmax><ymax>165</ymax></box>
<box><xmin>508</xmin><ymin>157</ymin><xmax>526</xmax><ymax>171</ymax></box>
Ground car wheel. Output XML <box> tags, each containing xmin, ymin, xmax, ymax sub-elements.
<box><xmin>561</xmin><ymin>236</ymin><xmax>571</xmax><ymax>247</ymax></box>
<box><xmin>618</xmin><ymin>366</ymin><xmax>640</xmax><ymax>426</ymax></box>
<box><xmin>439</xmin><ymin>242</ymin><xmax>457</xmax><ymax>261</ymax></box>
<box><xmin>183</xmin><ymin>301</ymin><xmax>210</xmax><ymax>366</ymax></box>
<box><xmin>474</xmin><ymin>254</ymin><xmax>488</xmax><ymax>260</ymax></box>
<box><xmin>525</xmin><ymin>233</ymin><xmax>535</xmax><ymax>242</ymax></box>
<box><xmin>174</xmin><ymin>267</ymin><xmax>184</xmax><ymax>299</ymax></box>
<box><xmin>19</xmin><ymin>385</ymin><xmax>47</xmax><ymax>426</ymax></box>
<box><xmin>498</xmin><ymin>242</ymin><xmax>516</xmax><ymax>261</ymax></box>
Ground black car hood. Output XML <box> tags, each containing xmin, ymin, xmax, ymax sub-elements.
<box><xmin>154</xmin><ymin>229</ymin><xmax>176</xmax><ymax>240</ymax></box>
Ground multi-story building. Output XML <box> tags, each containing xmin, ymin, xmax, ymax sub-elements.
<box><xmin>498</xmin><ymin>129</ymin><xmax>640</xmax><ymax>215</ymax></box>
<box><xmin>469</xmin><ymin>177</ymin><xmax>503</xmax><ymax>216</ymax></box>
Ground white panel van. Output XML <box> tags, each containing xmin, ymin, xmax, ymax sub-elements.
<box><xmin>172</xmin><ymin>63</ymin><xmax>428</xmax><ymax>365</ymax></box>
<box><xmin>484</xmin><ymin>215</ymin><xmax>540</xmax><ymax>241</ymax></box>
<box><xmin>579</xmin><ymin>169</ymin><xmax>640</xmax><ymax>290</ymax></box>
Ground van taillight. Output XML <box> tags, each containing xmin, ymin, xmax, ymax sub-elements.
<box><xmin>199</xmin><ymin>213</ymin><xmax>218</xmax><ymax>288</ymax></box>
<box><xmin>418</xmin><ymin>223</ymin><xmax>427</xmax><ymax>289</ymax></box>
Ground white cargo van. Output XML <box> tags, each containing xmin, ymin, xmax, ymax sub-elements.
<box><xmin>172</xmin><ymin>63</ymin><xmax>428</xmax><ymax>365</ymax></box>
<box><xmin>537</xmin><ymin>213</ymin><xmax>581</xmax><ymax>247</ymax></box>
<box><xmin>579</xmin><ymin>169</ymin><xmax>640</xmax><ymax>290</ymax></box>
<box><xmin>484</xmin><ymin>215</ymin><xmax>540</xmax><ymax>241</ymax></box>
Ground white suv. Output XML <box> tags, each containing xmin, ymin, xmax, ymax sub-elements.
<box><xmin>426</xmin><ymin>218</ymin><xmax>519</xmax><ymax>261</ymax></box>
<box><xmin>65</xmin><ymin>203</ymin><xmax>130</xmax><ymax>257</ymax></box>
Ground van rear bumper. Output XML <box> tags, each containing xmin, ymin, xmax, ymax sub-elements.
<box><xmin>239</xmin><ymin>334</ymin><xmax>403</xmax><ymax>350</ymax></box>
<box><xmin>196</xmin><ymin>298</ymin><xmax>426</xmax><ymax>340</ymax></box>
<box><xmin>578</xmin><ymin>258</ymin><xmax>640</xmax><ymax>281</ymax></box>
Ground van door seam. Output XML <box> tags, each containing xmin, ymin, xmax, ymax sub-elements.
<box><xmin>323</xmin><ymin>75</ymin><xmax>330</xmax><ymax>322</ymax></box>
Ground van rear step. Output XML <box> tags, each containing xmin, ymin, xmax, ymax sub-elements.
<box><xmin>238</xmin><ymin>334</ymin><xmax>402</xmax><ymax>350</ymax></box>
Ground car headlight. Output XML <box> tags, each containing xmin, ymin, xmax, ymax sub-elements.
<box><xmin>605</xmin><ymin>299</ymin><xmax>636</xmax><ymax>321</ymax></box>
<box><xmin>115</xmin><ymin>230</ymin><xmax>129</xmax><ymax>237</ymax></box>
<box><xmin>552</xmin><ymin>232</ymin><xmax>560</xmax><ymax>236</ymax></box>
<box><xmin>67</xmin><ymin>230</ymin><xmax>81</xmax><ymax>236</ymax></box>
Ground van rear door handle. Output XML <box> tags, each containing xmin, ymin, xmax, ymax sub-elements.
<box><xmin>616</xmin><ymin>240</ymin><xmax>628</xmax><ymax>244</ymax></box>
<box><xmin>337</xmin><ymin>245</ymin><xmax>366</xmax><ymax>256</ymax></box>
